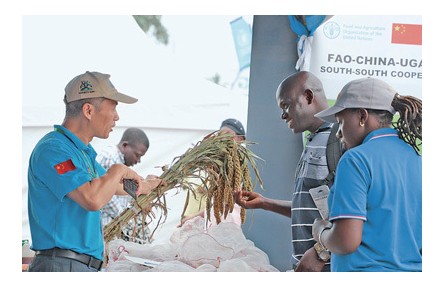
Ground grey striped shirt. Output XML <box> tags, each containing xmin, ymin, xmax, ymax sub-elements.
<box><xmin>291</xmin><ymin>122</ymin><xmax>333</xmax><ymax>271</ymax></box>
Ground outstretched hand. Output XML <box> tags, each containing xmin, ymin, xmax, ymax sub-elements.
<box><xmin>233</xmin><ymin>189</ymin><xmax>263</xmax><ymax>209</ymax></box>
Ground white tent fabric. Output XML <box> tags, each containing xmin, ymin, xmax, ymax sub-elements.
<box><xmin>22</xmin><ymin>15</ymin><xmax>248</xmax><ymax>242</ymax></box>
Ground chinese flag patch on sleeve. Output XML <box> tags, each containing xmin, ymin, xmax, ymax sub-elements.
<box><xmin>54</xmin><ymin>159</ymin><xmax>76</xmax><ymax>175</ymax></box>
<box><xmin>391</xmin><ymin>23</ymin><xmax>422</xmax><ymax>45</ymax></box>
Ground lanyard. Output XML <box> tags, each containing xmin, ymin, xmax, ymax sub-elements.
<box><xmin>80</xmin><ymin>150</ymin><xmax>98</xmax><ymax>179</ymax></box>
<box><xmin>55</xmin><ymin>127</ymin><xmax>98</xmax><ymax>179</ymax></box>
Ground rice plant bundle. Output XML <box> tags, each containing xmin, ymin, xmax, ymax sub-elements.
<box><xmin>103</xmin><ymin>131</ymin><xmax>263</xmax><ymax>243</ymax></box>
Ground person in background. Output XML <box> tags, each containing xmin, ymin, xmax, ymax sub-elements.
<box><xmin>27</xmin><ymin>71</ymin><xmax>164</xmax><ymax>272</ymax></box>
<box><xmin>219</xmin><ymin>118</ymin><xmax>246</xmax><ymax>143</ymax></box>
<box><xmin>235</xmin><ymin>71</ymin><xmax>342</xmax><ymax>272</ymax></box>
<box><xmin>312</xmin><ymin>77</ymin><xmax>422</xmax><ymax>271</ymax></box>
<box><xmin>98</xmin><ymin>127</ymin><xmax>154</xmax><ymax>244</ymax></box>
<box><xmin>178</xmin><ymin>118</ymin><xmax>246</xmax><ymax>229</ymax></box>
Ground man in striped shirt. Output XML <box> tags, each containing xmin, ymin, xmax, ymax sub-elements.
<box><xmin>236</xmin><ymin>71</ymin><xmax>340</xmax><ymax>272</ymax></box>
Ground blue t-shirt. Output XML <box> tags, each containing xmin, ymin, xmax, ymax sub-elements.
<box><xmin>28</xmin><ymin>125</ymin><xmax>107</xmax><ymax>260</ymax></box>
<box><xmin>328</xmin><ymin>128</ymin><xmax>422</xmax><ymax>271</ymax></box>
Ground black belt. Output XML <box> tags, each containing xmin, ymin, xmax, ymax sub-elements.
<box><xmin>35</xmin><ymin>248</ymin><xmax>103</xmax><ymax>270</ymax></box>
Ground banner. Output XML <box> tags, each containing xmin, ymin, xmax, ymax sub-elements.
<box><xmin>310</xmin><ymin>15</ymin><xmax>422</xmax><ymax>99</ymax></box>
<box><xmin>230</xmin><ymin>17</ymin><xmax>252</xmax><ymax>71</ymax></box>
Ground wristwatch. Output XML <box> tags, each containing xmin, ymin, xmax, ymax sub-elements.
<box><xmin>314</xmin><ymin>242</ymin><xmax>330</xmax><ymax>262</ymax></box>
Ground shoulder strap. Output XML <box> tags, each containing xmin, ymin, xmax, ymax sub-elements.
<box><xmin>324</xmin><ymin>123</ymin><xmax>343</xmax><ymax>186</ymax></box>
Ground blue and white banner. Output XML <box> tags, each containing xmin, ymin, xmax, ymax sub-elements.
<box><xmin>310</xmin><ymin>15</ymin><xmax>422</xmax><ymax>99</ymax></box>
<box><xmin>230</xmin><ymin>16</ymin><xmax>252</xmax><ymax>71</ymax></box>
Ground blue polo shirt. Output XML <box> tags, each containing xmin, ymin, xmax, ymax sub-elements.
<box><xmin>28</xmin><ymin>125</ymin><xmax>107</xmax><ymax>260</ymax></box>
<box><xmin>328</xmin><ymin>128</ymin><xmax>422</xmax><ymax>271</ymax></box>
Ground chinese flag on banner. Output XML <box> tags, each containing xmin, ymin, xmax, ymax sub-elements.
<box><xmin>391</xmin><ymin>23</ymin><xmax>422</xmax><ymax>45</ymax></box>
<box><xmin>54</xmin><ymin>159</ymin><xmax>76</xmax><ymax>175</ymax></box>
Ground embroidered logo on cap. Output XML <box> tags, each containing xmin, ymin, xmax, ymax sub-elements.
<box><xmin>54</xmin><ymin>159</ymin><xmax>76</xmax><ymax>175</ymax></box>
<box><xmin>79</xmin><ymin>80</ymin><xmax>94</xmax><ymax>94</ymax></box>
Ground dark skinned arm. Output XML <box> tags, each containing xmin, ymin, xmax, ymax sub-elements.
<box><xmin>234</xmin><ymin>190</ymin><xmax>291</xmax><ymax>218</ymax></box>
<box><xmin>313</xmin><ymin>218</ymin><xmax>363</xmax><ymax>254</ymax></box>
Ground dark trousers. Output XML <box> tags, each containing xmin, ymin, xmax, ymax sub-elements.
<box><xmin>28</xmin><ymin>254</ymin><xmax>99</xmax><ymax>272</ymax></box>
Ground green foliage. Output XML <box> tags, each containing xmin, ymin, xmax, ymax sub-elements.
<box><xmin>133</xmin><ymin>15</ymin><xmax>169</xmax><ymax>45</ymax></box>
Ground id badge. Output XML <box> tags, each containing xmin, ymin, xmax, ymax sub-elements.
<box><xmin>309</xmin><ymin>184</ymin><xmax>330</xmax><ymax>220</ymax></box>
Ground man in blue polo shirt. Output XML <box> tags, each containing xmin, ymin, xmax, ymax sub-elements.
<box><xmin>27</xmin><ymin>71</ymin><xmax>164</xmax><ymax>272</ymax></box>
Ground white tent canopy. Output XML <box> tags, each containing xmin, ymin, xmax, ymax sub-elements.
<box><xmin>22</xmin><ymin>15</ymin><xmax>248</xmax><ymax>241</ymax></box>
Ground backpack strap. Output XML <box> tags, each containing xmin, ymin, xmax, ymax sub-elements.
<box><xmin>324</xmin><ymin>123</ymin><xmax>343</xmax><ymax>186</ymax></box>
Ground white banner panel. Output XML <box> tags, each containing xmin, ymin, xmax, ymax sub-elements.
<box><xmin>310</xmin><ymin>15</ymin><xmax>422</xmax><ymax>100</ymax></box>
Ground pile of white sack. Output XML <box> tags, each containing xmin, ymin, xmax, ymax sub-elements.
<box><xmin>106</xmin><ymin>217</ymin><xmax>279</xmax><ymax>272</ymax></box>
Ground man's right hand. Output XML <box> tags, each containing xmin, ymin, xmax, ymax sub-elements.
<box><xmin>234</xmin><ymin>190</ymin><xmax>291</xmax><ymax>217</ymax></box>
<box><xmin>233</xmin><ymin>190</ymin><xmax>263</xmax><ymax>209</ymax></box>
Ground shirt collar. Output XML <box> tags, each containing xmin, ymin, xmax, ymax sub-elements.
<box><xmin>315</xmin><ymin>122</ymin><xmax>333</xmax><ymax>133</ymax></box>
<box><xmin>306</xmin><ymin>122</ymin><xmax>333</xmax><ymax>141</ymax></box>
<box><xmin>117</xmin><ymin>146</ymin><xmax>125</xmax><ymax>164</ymax></box>
<box><xmin>54</xmin><ymin>124</ymin><xmax>97</xmax><ymax>157</ymax></box>
<box><xmin>362</xmin><ymin>128</ymin><xmax>398</xmax><ymax>144</ymax></box>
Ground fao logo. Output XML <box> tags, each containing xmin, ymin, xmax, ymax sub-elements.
<box><xmin>323</xmin><ymin>21</ymin><xmax>340</xmax><ymax>39</ymax></box>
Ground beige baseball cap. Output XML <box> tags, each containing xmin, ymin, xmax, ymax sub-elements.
<box><xmin>315</xmin><ymin>77</ymin><xmax>397</xmax><ymax>123</ymax></box>
<box><xmin>64</xmin><ymin>71</ymin><xmax>138</xmax><ymax>104</ymax></box>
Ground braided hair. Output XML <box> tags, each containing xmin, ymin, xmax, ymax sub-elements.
<box><xmin>391</xmin><ymin>94</ymin><xmax>422</xmax><ymax>154</ymax></box>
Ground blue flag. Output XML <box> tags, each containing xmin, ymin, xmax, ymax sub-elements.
<box><xmin>230</xmin><ymin>17</ymin><xmax>252</xmax><ymax>71</ymax></box>
<box><xmin>287</xmin><ymin>15</ymin><xmax>330</xmax><ymax>71</ymax></box>
<box><xmin>288</xmin><ymin>15</ymin><xmax>327</xmax><ymax>41</ymax></box>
